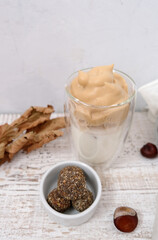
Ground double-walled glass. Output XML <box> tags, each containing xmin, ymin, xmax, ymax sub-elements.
<box><xmin>65</xmin><ymin>68</ymin><xmax>136</xmax><ymax>168</ymax></box>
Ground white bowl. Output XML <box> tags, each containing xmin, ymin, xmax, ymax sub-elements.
<box><xmin>40</xmin><ymin>161</ymin><xmax>102</xmax><ymax>226</ymax></box>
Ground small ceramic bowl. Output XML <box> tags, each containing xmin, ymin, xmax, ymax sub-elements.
<box><xmin>40</xmin><ymin>161</ymin><xmax>102</xmax><ymax>226</ymax></box>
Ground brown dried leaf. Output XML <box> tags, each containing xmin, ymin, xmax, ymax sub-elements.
<box><xmin>0</xmin><ymin>143</ymin><xmax>6</xmax><ymax>159</ymax></box>
<box><xmin>6</xmin><ymin>132</ymin><xmax>35</xmax><ymax>159</ymax></box>
<box><xmin>24</xmin><ymin>130</ymin><xmax>63</xmax><ymax>153</ymax></box>
<box><xmin>0</xmin><ymin>123</ymin><xmax>18</xmax><ymax>144</ymax></box>
<box><xmin>24</xmin><ymin>117</ymin><xmax>65</xmax><ymax>153</ymax></box>
<box><xmin>0</xmin><ymin>106</ymin><xmax>66</xmax><ymax>165</ymax></box>
<box><xmin>0</xmin><ymin>123</ymin><xmax>10</xmax><ymax>139</ymax></box>
<box><xmin>11</xmin><ymin>105</ymin><xmax>54</xmax><ymax>133</ymax></box>
<box><xmin>28</xmin><ymin>117</ymin><xmax>66</xmax><ymax>134</ymax></box>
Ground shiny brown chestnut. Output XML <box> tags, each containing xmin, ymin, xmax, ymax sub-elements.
<box><xmin>113</xmin><ymin>206</ymin><xmax>138</xmax><ymax>233</ymax></box>
<box><xmin>140</xmin><ymin>142</ymin><xmax>158</xmax><ymax>158</ymax></box>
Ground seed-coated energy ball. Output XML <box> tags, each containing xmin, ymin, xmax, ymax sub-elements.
<box><xmin>47</xmin><ymin>188</ymin><xmax>71</xmax><ymax>212</ymax></box>
<box><xmin>57</xmin><ymin>166</ymin><xmax>86</xmax><ymax>200</ymax></box>
<box><xmin>72</xmin><ymin>188</ymin><xmax>93</xmax><ymax>212</ymax></box>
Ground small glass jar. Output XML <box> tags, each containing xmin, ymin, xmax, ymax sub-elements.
<box><xmin>65</xmin><ymin>68</ymin><xmax>136</xmax><ymax>168</ymax></box>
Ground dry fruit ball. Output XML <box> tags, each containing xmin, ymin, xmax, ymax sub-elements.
<box><xmin>47</xmin><ymin>188</ymin><xmax>71</xmax><ymax>213</ymax></box>
<box><xmin>58</xmin><ymin>166</ymin><xmax>86</xmax><ymax>200</ymax></box>
<box><xmin>72</xmin><ymin>188</ymin><xmax>93</xmax><ymax>212</ymax></box>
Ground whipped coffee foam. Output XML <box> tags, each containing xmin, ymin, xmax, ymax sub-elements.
<box><xmin>70</xmin><ymin>65</ymin><xmax>129</xmax><ymax>127</ymax></box>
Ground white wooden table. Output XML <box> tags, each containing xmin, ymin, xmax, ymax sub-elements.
<box><xmin>0</xmin><ymin>112</ymin><xmax>158</xmax><ymax>240</ymax></box>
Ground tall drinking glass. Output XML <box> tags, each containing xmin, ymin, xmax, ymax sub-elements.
<box><xmin>65</xmin><ymin>68</ymin><xmax>136</xmax><ymax>168</ymax></box>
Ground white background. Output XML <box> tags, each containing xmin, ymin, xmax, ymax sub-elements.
<box><xmin>0</xmin><ymin>0</ymin><xmax>158</xmax><ymax>113</ymax></box>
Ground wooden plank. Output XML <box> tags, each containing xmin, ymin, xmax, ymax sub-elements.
<box><xmin>0</xmin><ymin>112</ymin><xmax>157</xmax><ymax>240</ymax></box>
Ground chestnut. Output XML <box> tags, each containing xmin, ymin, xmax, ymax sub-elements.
<box><xmin>113</xmin><ymin>206</ymin><xmax>138</xmax><ymax>233</ymax></box>
<box><xmin>140</xmin><ymin>142</ymin><xmax>158</xmax><ymax>158</ymax></box>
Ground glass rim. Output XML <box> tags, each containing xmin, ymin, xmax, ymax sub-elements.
<box><xmin>65</xmin><ymin>67</ymin><xmax>136</xmax><ymax>109</ymax></box>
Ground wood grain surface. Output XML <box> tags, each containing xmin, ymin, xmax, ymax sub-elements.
<box><xmin>0</xmin><ymin>112</ymin><xmax>158</xmax><ymax>240</ymax></box>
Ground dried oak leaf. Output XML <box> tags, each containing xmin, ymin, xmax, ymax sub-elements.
<box><xmin>0</xmin><ymin>105</ymin><xmax>54</xmax><ymax>161</ymax></box>
<box><xmin>5</xmin><ymin>132</ymin><xmax>35</xmax><ymax>159</ymax></box>
<box><xmin>0</xmin><ymin>123</ymin><xmax>19</xmax><ymax>159</ymax></box>
<box><xmin>0</xmin><ymin>143</ymin><xmax>6</xmax><ymax>159</ymax></box>
<box><xmin>24</xmin><ymin>129</ymin><xmax>63</xmax><ymax>153</ymax></box>
<box><xmin>11</xmin><ymin>105</ymin><xmax>54</xmax><ymax>134</ymax></box>
<box><xmin>0</xmin><ymin>123</ymin><xmax>18</xmax><ymax>144</ymax></box>
<box><xmin>24</xmin><ymin>117</ymin><xmax>65</xmax><ymax>153</ymax></box>
<box><xmin>0</xmin><ymin>107</ymin><xmax>65</xmax><ymax>165</ymax></box>
<box><xmin>27</xmin><ymin>117</ymin><xmax>66</xmax><ymax>133</ymax></box>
